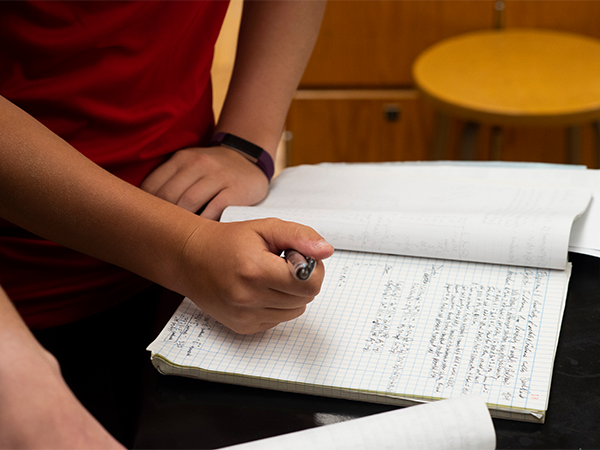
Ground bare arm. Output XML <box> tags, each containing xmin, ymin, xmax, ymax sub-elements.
<box><xmin>0</xmin><ymin>5</ymin><xmax>331</xmax><ymax>446</ymax></box>
<box><xmin>217</xmin><ymin>0</ymin><xmax>327</xmax><ymax>158</ymax></box>
<box><xmin>0</xmin><ymin>68</ymin><xmax>332</xmax><ymax>447</ymax></box>
<box><xmin>141</xmin><ymin>0</ymin><xmax>327</xmax><ymax>219</ymax></box>
<box><xmin>0</xmin><ymin>285</ymin><xmax>123</xmax><ymax>449</ymax></box>
<box><xmin>0</xmin><ymin>92</ymin><xmax>332</xmax><ymax>445</ymax></box>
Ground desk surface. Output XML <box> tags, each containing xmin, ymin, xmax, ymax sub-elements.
<box><xmin>134</xmin><ymin>252</ymin><xmax>600</xmax><ymax>449</ymax></box>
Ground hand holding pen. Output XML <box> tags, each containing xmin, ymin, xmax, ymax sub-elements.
<box><xmin>181</xmin><ymin>218</ymin><xmax>334</xmax><ymax>335</ymax></box>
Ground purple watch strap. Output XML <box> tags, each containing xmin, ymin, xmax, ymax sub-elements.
<box><xmin>209</xmin><ymin>132</ymin><xmax>275</xmax><ymax>181</ymax></box>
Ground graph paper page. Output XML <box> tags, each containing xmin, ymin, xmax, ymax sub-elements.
<box><xmin>148</xmin><ymin>250</ymin><xmax>570</xmax><ymax>416</ymax></box>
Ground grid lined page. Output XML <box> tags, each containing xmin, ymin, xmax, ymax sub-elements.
<box><xmin>148</xmin><ymin>250</ymin><xmax>570</xmax><ymax>419</ymax></box>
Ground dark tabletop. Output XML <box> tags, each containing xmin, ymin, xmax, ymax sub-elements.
<box><xmin>133</xmin><ymin>252</ymin><xmax>600</xmax><ymax>450</ymax></box>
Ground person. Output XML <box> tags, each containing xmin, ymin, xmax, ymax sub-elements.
<box><xmin>0</xmin><ymin>1</ymin><xmax>331</xmax><ymax>448</ymax></box>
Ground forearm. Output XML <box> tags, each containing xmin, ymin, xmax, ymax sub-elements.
<box><xmin>0</xmin><ymin>95</ymin><xmax>197</xmax><ymax>293</ymax></box>
<box><xmin>0</xmin><ymin>285</ymin><xmax>123</xmax><ymax>449</ymax></box>
<box><xmin>0</xmin><ymin>98</ymin><xmax>192</xmax><ymax>446</ymax></box>
<box><xmin>0</xmin><ymin>285</ymin><xmax>47</xmax><ymax>364</ymax></box>
<box><xmin>216</xmin><ymin>0</ymin><xmax>326</xmax><ymax>157</ymax></box>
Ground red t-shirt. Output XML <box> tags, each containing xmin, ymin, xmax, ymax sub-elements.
<box><xmin>0</xmin><ymin>1</ymin><xmax>229</xmax><ymax>328</ymax></box>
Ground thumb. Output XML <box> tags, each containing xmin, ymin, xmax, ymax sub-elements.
<box><xmin>255</xmin><ymin>218</ymin><xmax>335</xmax><ymax>260</ymax></box>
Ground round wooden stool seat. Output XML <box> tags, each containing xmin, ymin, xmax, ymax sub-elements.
<box><xmin>413</xmin><ymin>29</ymin><xmax>600</xmax><ymax>162</ymax></box>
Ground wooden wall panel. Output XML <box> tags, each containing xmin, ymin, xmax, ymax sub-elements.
<box><xmin>301</xmin><ymin>0</ymin><xmax>496</xmax><ymax>87</ymax></box>
<box><xmin>504</xmin><ymin>0</ymin><xmax>600</xmax><ymax>39</ymax></box>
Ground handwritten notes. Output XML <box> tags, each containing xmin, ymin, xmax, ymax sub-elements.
<box><xmin>148</xmin><ymin>250</ymin><xmax>570</xmax><ymax>422</ymax></box>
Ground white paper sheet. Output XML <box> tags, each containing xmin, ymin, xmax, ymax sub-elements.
<box><xmin>220</xmin><ymin>395</ymin><xmax>495</xmax><ymax>450</ymax></box>
<box><xmin>222</xmin><ymin>163</ymin><xmax>592</xmax><ymax>269</ymax></box>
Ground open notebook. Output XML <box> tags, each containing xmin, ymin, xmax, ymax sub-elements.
<box><xmin>148</xmin><ymin>163</ymin><xmax>593</xmax><ymax>424</ymax></box>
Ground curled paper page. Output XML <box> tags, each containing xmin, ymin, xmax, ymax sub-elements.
<box><xmin>222</xmin><ymin>163</ymin><xmax>592</xmax><ymax>270</ymax></box>
<box><xmin>221</xmin><ymin>395</ymin><xmax>496</xmax><ymax>450</ymax></box>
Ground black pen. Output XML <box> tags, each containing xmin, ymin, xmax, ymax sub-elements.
<box><xmin>284</xmin><ymin>249</ymin><xmax>316</xmax><ymax>281</ymax></box>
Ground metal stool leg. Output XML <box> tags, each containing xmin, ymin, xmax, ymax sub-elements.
<box><xmin>593</xmin><ymin>120</ymin><xmax>600</xmax><ymax>169</ymax></box>
<box><xmin>490</xmin><ymin>126</ymin><xmax>502</xmax><ymax>161</ymax></box>
<box><xmin>566</xmin><ymin>125</ymin><xmax>583</xmax><ymax>165</ymax></box>
<box><xmin>432</xmin><ymin>112</ymin><xmax>451</xmax><ymax>160</ymax></box>
<box><xmin>460</xmin><ymin>121</ymin><xmax>480</xmax><ymax>161</ymax></box>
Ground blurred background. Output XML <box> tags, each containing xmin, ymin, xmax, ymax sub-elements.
<box><xmin>212</xmin><ymin>0</ymin><xmax>600</xmax><ymax>174</ymax></box>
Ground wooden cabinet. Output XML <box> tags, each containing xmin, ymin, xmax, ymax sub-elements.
<box><xmin>285</xmin><ymin>0</ymin><xmax>600</xmax><ymax>168</ymax></box>
<box><xmin>286</xmin><ymin>90</ymin><xmax>433</xmax><ymax>166</ymax></box>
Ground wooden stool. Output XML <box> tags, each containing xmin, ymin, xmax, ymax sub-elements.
<box><xmin>413</xmin><ymin>29</ymin><xmax>600</xmax><ymax>165</ymax></box>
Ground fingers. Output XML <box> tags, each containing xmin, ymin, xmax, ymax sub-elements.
<box><xmin>255</xmin><ymin>218</ymin><xmax>335</xmax><ymax>262</ymax></box>
<box><xmin>262</xmin><ymin>249</ymin><xmax>327</xmax><ymax>297</ymax></box>
<box><xmin>140</xmin><ymin>151</ymin><xmax>221</xmax><ymax>212</ymax></box>
<box><xmin>139</xmin><ymin>158</ymin><xmax>176</xmax><ymax>197</ymax></box>
<box><xmin>223</xmin><ymin>245</ymin><xmax>322</xmax><ymax>308</ymax></box>
<box><xmin>218</xmin><ymin>221</ymin><xmax>333</xmax><ymax>334</ymax></box>
<box><xmin>199</xmin><ymin>189</ymin><xmax>235</xmax><ymax>221</ymax></box>
<box><xmin>140</xmin><ymin>147</ymin><xmax>268</xmax><ymax>216</ymax></box>
<box><xmin>224</xmin><ymin>304</ymin><xmax>308</xmax><ymax>335</ymax></box>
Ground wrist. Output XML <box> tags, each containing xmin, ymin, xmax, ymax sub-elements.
<box><xmin>209</xmin><ymin>132</ymin><xmax>275</xmax><ymax>181</ymax></box>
